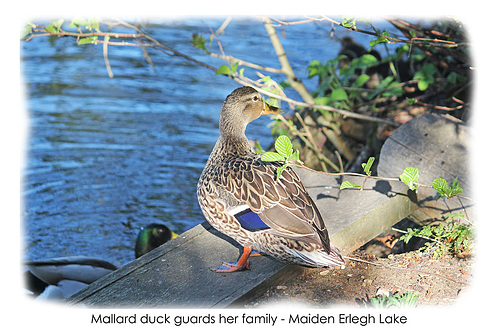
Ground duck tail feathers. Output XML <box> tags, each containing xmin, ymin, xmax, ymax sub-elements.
<box><xmin>290</xmin><ymin>244</ymin><xmax>346</xmax><ymax>269</ymax></box>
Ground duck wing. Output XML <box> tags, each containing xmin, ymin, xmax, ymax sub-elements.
<box><xmin>213</xmin><ymin>155</ymin><xmax>332</xmax><ymax>253</ymax></box>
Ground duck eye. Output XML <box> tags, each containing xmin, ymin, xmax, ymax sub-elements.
<box><xmin>252</xmin><ymin>95</ymin><xmax>259</xmax><ymax>102</ymax></box>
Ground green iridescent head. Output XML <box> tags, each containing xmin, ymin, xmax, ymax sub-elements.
<box><xmin>135</xmin><ymin>223</ymin><xmax>178</xmax><ymax>258</ymax></box>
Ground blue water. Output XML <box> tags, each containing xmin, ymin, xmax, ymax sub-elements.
<box><xmin>22</xmin><ymin>17</ymin><xmax>394</xmax><ymax>266</ymax></box>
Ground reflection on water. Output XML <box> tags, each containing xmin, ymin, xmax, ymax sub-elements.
<box><xmin>22</xmin><ymin>18</ymin><xmax>382</xmax><ymax>266</ymax></box>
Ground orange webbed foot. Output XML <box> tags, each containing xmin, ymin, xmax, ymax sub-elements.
<box><xmin>211</xmin><ymin>246</ymin><xmax>254</xmax><ymax>273</ymax></box>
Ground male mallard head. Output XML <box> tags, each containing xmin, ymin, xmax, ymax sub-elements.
<box><xmin>219</xmin><ymin>86</ymin><xmax>283</xmax><ymax>139</ymax></box>
<box><xmin>134</xmin><ymin>223</ymin><xmax>178</xmax><ymax>258</ymax></box>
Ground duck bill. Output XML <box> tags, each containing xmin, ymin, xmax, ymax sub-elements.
<box><xmin>262</xmin><ymin>102</ymin><xmax>284</xmax><ymax>115</ymax></box>
<box><xmin>171</xmin><ymin>232</ymin><xmax>179</xmax><ymax>239</ymax></box>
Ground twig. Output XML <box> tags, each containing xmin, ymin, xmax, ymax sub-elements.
<box><xmin>275</xmin><ymin>114</ymin><xmax>339</xmax><ymax>172</ymax></box>
<box><xmin>209</xmin><ymin>52</ymin><xmax>282</xmax><ymax>73</ymax></box>
<box><xmin>141</xmin><ymin>45</ymin><xmax>156</xmax><ymax>71</ymax></box>
<box><xmin>295</xmin><ymin>112</ymin><xmax>328</xmax><ymax>172</ymax></box>
<box><xmin>102</xmin><ymin>36</ymin><xmax>113</xmax><ymax>78</ymax></box>
<box><xmin>215</xmin><ymin>17</ymin><xmax>232</xmax><ymax>35</ymax></box>
<box><xmin>335</xmin><ymin>150</ymin><xmax>344</xmax><ymax>173</ymax></box>
<box><xmin>268</xmin><ymin>16</ymin><xmax>468</xmax><ymax>49</ymax></box>
<box><xmin>261</xmin><ymin>16</ymin><xmax>316</xmax><ymax>105</ymax></box>
<box><xmin>236</xmin><ymin>79</ymin><xmax>399</xmax><ymax>126</ymax></box>
<box><xmin>291</xmin><ymin>161</ymin><xmax>401</xmax><ymax>181</ymax></box>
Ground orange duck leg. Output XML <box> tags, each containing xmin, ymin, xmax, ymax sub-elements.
<box><xmin>211</xmin><ymin>246</ymin><xmax>254</xmax><ymax>273</ymax></box>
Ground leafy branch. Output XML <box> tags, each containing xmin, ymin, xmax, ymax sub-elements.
<box><xmin>260</xmin><ymin>135</ymin><xmax>472</xmax><ymax>213</ymax></box>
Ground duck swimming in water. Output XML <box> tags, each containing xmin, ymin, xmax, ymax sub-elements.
<box><xmin>197</xmin><ymin>86</ymin><xmax>345</xmax><ymax>272</ymax></box>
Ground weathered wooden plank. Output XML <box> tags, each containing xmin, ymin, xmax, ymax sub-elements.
<box><xmin>68</xmin><ymin>170</ymin><xmax>417</xmax><ymax>308</ymax></box>
<box><xmin>377</xmin><ymin>113</ymin><xmax>474</xmax><ymax>223</ymax></box>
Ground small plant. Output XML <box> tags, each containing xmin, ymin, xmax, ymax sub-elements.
<box><xmin>339</xmin><ymin>156</ymin><xmax>374</xmax><ymax>190</ymax></box>
<box><xmin>399</xmin><ymin>167</ymin><xmax>419</xmax><ymax>191</ymax></box>
<box><xmin>370</xmin><ymin>291</ymin><xmax>418</xmax><ymax>308</ymax></box>
<box><xmin>261</xmin><ymin>135</ymin><xmax>301</xmax><ymax>178</ymax></box>
<box><xmin>399</xmin><ymin>212</ymin><xmax>473</xmax><ymax>258</ymax></box>
<box><xmin>432</xmin><ymin>177</ymin><xmax>463</xmax><ymax>199</ymax></box>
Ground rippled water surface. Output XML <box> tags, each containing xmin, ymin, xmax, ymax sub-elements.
<box><xmin>22</xmin><ymin>17</ymin><xmax>387</xmax><ymax>266</ymax></box>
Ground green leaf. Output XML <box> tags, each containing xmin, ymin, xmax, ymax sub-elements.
<box><xmin>289</xmin><ymin>150</ymin><xmax>300</xmax><ymax>162</ymax></box>
<box><xmin>432</xmin><ymin>178</ymin><xmax>448</xmax><ymax>197</ymax></box>
<box><xmin>361</xmin><ymin>157</ymin><xmax>375</xmax><ymax>176</ymax></box>
<box><xmin>341</xmin><ymin>17</ymin><xmax>356</xmax><ymax>28</ymax></box>
<box><xmin>340</xmin><ymin>180</ymin><xmax>362</xmax><ymax>190</ymax></box>
<box><xmin>77</xmin><ymin>36</ymin><xmax>98</xmax><ymax>45</ymax></box>
<box><xmin>447</xmin><ymin>72</ymin><xmax>467</xmax><ymax>85</ymax></box>
<box><xmin>261</xmin><ymin>152</ymin><xmax>285</xmax><ymax>162</ymax></box>
<box><xmin>307</xmin><ymin>60</ymin><xmax>322</xmax><ymax>78</ymax></box>
<box><xmin>230</xmin><ymin>62</ymin><xmax>239</xmax><ymax>74</ymax></box>
<box><xmin>68</xmin><ymin>18</ymin><xmax>100</xmax><ymax>31</ymax></box>
<box><xmin>314</xmin><ymin>96</ymin><xmax>332</xmax><ymax>106</ymax></box>
<box><xmin>275</xmin><ymin>135</ymin><xmax>293</xmax><ymax>157</ymax></box>
<box><xmin>355</xmin><ymin>54</ymin><xmax>379</xmax><ymax>68</ymax></box>
<box><xmin>406</xmin><ymin>97</ymin><xmax>417</xmax><ymax>105</ymax></box>
<box><xmin>191</xmin><ymin>33</ymin><xmax>207</xmax><ymax>52</ymax></box>
<box><xmin>330</xmin><ymin>88</ymin><xmax>348</xmax><ymax>101</ymax></box>
<box><xmin>382</xmin><ymin>81</ymin><xmax>403</xmax><ymax>97</ymax></box>
<box><xmin>413</xmin><ymin>63</ymin><xmax>436</xmax><ymax>91</ymax></box>
<box><xmin>21</xmin><ymin>23</ymin><xmax>33</xmax><ymax>39</ymax></box>
<box><xmin>417</xmin><ymin>80</ymin><xmax>429</xmax><ymax>91</ymax></box>
<box><xmin>432</xmin><ymin>177</ymin><xmax>463</xmax><ymax>199</ymax></box>
<box><xmin>276</xmin><ymin>165</ymin><xmax>287</xmax><ymax>179</ymax></box>
<box><xmin>400</xmin><ymin>167</ymin><xmax>419</xmax><ymax>190</ymax></box>
<box><xmin>45</xmin><ymin>19</ymin><xmax>64</xmax><ymax>33</ymax></box>
<box><xmin>352</xmin><ymin>74</ymin><xmax>370</xmax><ymax>88</ymax></box>
<box><xmin>216</xmin><ymin>65</ymin><xmax>231</xmax><ymax>75</ymax></box>
<box><xmin>369</xmin><ymin>32</ymin><xmax>390</xmax><ymax>47</ymax></box>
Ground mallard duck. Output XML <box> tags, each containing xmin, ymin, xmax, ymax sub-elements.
<box><xmin>135</xmin><ymin>223</ymin><xmax>178</xmax><ymax>258</ymax></box>
<box><xmin>197</xmin><ymin>86</ymin><xmax>345</xmax><ymax>272</ymax></box>
<box><xmin>26</xmin><ymin>223</ymin><xmax>177</xmax><ymax>299</ymax></box>
<box><xmin>25</xmin><ymin>256</ymin><xmax>117</xmax><ymax>300</ymax></box>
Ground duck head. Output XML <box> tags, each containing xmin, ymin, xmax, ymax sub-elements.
<box><xmin>219</xmin><ymin>86</ymin><xmax>283</xmax><ymax>139</ymax></box>
<box><xmin>135</xmin><ymin>223</ymin><xmax>178</xmax><ymax>258</ymax></box>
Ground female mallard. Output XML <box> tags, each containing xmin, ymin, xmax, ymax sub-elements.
<box><xmin>197</xmin><ymin>86</ymin><xmax>345</xmax><ymax>272</ymax></box>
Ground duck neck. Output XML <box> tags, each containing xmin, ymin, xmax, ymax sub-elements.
<box><xmin>211</xmin><ymin>133</ymin><xmax>254</xmax><ymax>162</ymax></box>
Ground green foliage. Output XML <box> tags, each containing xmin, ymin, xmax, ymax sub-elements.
<box><xmin>306</xmin><ymin>51</ymin><xmax>404</xmax><ymax>117</ymax></box>
<box><xmin>77</xmin><ymin>36</ymin><xmax>98</xmax><ymax>45</ymax></box>
<box><xmin>261</xmin><ymin>135</ymin><xmax>301</xmax><ymax>179</ymax></box>
<box><xmin>413</xmin><ymin>63</ymin><xmax>436</xmax><ymax>91</ymax></box>
<box><xmin>400</xmin><ymin>213</ymin><xmax>473</xmax><ymax>258</ymax></box>
<box><xmin>21</xmin><ymin>22</ymin><xmax>35</xmax><ymax>39</ymax></box>
<box><xmin>369</xmin><ymin>31</ymin><xmax>390</xmax><ymax>47</ymax></box>
<box><xmin>432</xmin><ymin>177</ymin><xmax>463</xmax><ymax>199</ymax></box>
<box><xmin>399</xmin><ymin>167</ymin><xmax>419</xmax><ymax>190</ymax></box>
<box><xmin>191</xmin><ymin>33</ymin><xmax>208</xmax><ymax>53</ymax></box>
<box><xmin>340</xmin><ymin>157</ymin><xmax>375</xmax><ymax>190</ymax></box>
<box><xmin>341</xmin><ymin>17</ymin><xmax>356</xmax><ymax>29</ymax></box>
<box><xmin>340</xmin><ymin>180</ymin><xmax>362</xmax><ymax>190</ymax></box>
<box><xmin>68</xmin><ymin>18</ymin><xmax>100</xmax><ymax>31</ymax></box>
<box><xmin>216</xmin><ymin>62</ymin><xmax>244</xmax><ymax>77</ymax></box>
<box><xmin>362</xmin><ymin>156</ymin><xmax>375</xmax><ymax>176</ymax></box>
<box><xmin>45</xmin><ymin>19</ymin><xmax>64</xmax><ymax>33</ymax></box>
<box><xmin>370</xmin><ymin>291</ymin><xmax>418</xmax><ymax>308</ymax></box>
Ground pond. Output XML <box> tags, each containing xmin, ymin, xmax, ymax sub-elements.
<box><xmin>21</xmin><ymin>17</ymin><xmax>394</xmax><ymax>266</ymax></box>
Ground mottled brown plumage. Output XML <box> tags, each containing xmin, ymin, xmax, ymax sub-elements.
<box><xmin>197</xmin><ymin>86</ymin><xmax>345</xmax><ymax>272</ymax></box>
